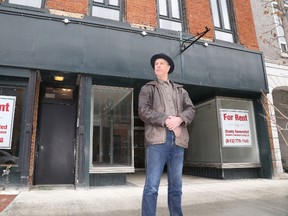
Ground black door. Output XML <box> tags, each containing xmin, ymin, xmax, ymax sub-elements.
<box><xmin>35</xmin><ymin>101</ymin><xmax>76</xmax><ymax>184</ymax></box>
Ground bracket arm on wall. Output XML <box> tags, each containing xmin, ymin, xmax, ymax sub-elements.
<box><xmin>180</xmin><ymin>26</ymin><xmax>210</xmax><ymax>53</ymax></box>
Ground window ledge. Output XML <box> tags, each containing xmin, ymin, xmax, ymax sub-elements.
<box><xmin>184</xmin><ymin>162</ymin><xmax>261</xmax><ymax>169</ymax></box>
<box><xmin>89</xmin><ymin>166</ymin><xmax>135</xmax><ymax>174</ymax></box>
<box><xmin>280</xmin><ymin>52</ymin><xmax>288</xmax><ymax>58</ymax></box>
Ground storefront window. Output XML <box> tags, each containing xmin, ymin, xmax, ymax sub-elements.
<box><xmin>90</xmin><ymin>85</ymin><xmax>134</xmax><ymax>173</ymax></box>
<box><xmin>217</xmin><ymin>97</ymin><xmax>260</xmax><ymax>163</ymax></box>
<box><xmin>0</xmin><ymin>87</ymin><xmax>24</xmax><ymax>165</ymax></box>
<box><xmin>186</xmin><ymin>97</ymin><xmax>260</xmax><ymax>167</ymax></box>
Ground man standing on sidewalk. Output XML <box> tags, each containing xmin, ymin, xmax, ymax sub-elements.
<box><xmin>138</xmin><ymin>53</ymin><xmax>195</xmax><ymax>216</ymax></box>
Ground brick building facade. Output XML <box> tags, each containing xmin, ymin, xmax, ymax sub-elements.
<box><xmin>0</xmin><ymin>0</ymin><xmax>272</xmax><ymax>188</ymax></box>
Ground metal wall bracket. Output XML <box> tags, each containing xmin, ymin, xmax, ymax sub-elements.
<box><xmin>180</xmin><ymin>26</ymin><xmax>210</xmax><ymax>53</ymax></box>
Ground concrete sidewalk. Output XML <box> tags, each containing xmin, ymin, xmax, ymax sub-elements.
<box><xmin>1</xmin><ymin>173</ymin><xmax>288</xmax><ymax>216</ymax></box>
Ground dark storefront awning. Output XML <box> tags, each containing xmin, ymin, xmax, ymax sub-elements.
<box><xmin>0</xmin><ymin>7</ymin><xmax>268</xmax><ymax>94</ymax></box>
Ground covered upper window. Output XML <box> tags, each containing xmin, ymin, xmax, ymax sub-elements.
<box><xmin>7</xmin><ymin>0</ymin><xmax>43</xmax><ymax>8</ymax></box>
<box><xmin>92</xmin><ymin>0</ymin><xmax>122</xmax><ymax>21</ymax></box>
<box><xmin>158</xmin><ymin>0</ymin><xmax>183</xmax><ymax>31</ymax></box>
<box><xmin>210</xmin><ymin>0</ymin><xmax>234</xmax><ymax>43</ymax></box>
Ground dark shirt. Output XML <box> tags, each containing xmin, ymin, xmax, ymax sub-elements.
<box><xmin>157</xmin><ymin>79</ymin><xmax>177</xmax><ymax>116</ymax></box>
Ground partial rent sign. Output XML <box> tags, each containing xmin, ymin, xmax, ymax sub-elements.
<box><xmin>220</xmin><ymin>109</ymin><xmax>252</xmax><ymax>147</ymax></box>
<box><xmin>0</xmin><ymin>96</ymin><xmax>16</xmax><ymax>149</ymax></box>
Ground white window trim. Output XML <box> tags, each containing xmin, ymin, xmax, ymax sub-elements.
<box><xmin>271</xmin><ymin>2</ymin><xmax>288</xmax><ymax>56</ymax></box>
<box><xmin>158</xmin><ymin>0</ymin><xmax>183</xmax><ymax>31</ymax></box>
<box><xmin>7</xmin><ymin>0</ymin><xmax>43</xmax><ymax>8</ymax></box>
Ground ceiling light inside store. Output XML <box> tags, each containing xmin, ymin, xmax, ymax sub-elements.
<box><xmin>54</xmin><ymin>76</ymin><xmax>64</xmax><ymax>81</ymax></box>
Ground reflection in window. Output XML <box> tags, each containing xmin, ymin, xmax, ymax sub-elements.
<box><xmin>8</xmin><ymin>0</ymin><xmax>42</xmax><ymax>8</ymax></box>
<box><xmin>92</xmin><ymin>0</ymin><xmax>121</xmax><ymax>21</ymax></box>
<box><xmin>0</xmin><ymin>87</ymin><xmax>24</xmax><ymax>165</ymax></box>
<box><xmin>91</xmin><ymin>86</ymin><xmax>133</xmax><ymax>172</ymax></box>
<box><xmin>158</xmin><ymin>0</ymin><xmax>183</xmax><ymax>31</ymax></box>
<box><xmin>45</xmin><ymin>87</ymin><xmax>73</xmax><ymax>100</ymax></box>
<box><xmin>210</xmin><ymin>0</ymin><xmax>234</xmax><ymax>43</ymax></box>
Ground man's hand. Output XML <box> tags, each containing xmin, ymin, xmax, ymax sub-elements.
<box><xmin>165</xmin><ymin>116</ymin><xmax>183</xmax><ymax>130</ymax></box>
<box><xmin>173</xmin><ymin>127</ymin><xmax>182</xmax><ymax>137</ymax></box>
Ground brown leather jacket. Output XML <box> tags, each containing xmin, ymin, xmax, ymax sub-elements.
<box><xmin>138</xmin><ymin>80</ymin><xmax>195</xmax><ymax>148</ymax></box>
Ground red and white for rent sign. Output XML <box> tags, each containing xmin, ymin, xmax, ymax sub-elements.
<box><xmin>220</xmin><ymin>109</ymin><xmax>252</xmax><ymax>147</ymax></box>
<box><xmin>0</xmin><ymin>96</ymin><xmax>16</xmax><ymax>149</ymax></box>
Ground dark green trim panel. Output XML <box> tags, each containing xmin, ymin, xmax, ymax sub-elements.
<box><xmin>76</xmin><ymin>75</ymin><xmax>92</xmax><ymax>189</ymax></box>
<box><xmin>253</xmin><ymin>97</ymin><xmax>273</xmax><ymax>178</ymax></box>
<box><xmin>0</xmin><ymin>66</ymin><xmax>31</xmax><ymax>78</ymax></box>
<box><xmin>0</xmin><ymin>8</ymin><xmax>268</xmax><ymax>93</ymax></box>
<box><xmin>19</xmin><ymin>71</ymin><xmax>37</xmax><ymax>187</ymax></box>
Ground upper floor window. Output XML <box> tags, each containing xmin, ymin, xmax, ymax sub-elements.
<box><xmin>210</xmin><ymin>0</ymin><xmax>234</xmax><ymax>43</ymax></box>
<box><xmin>272</xmin><ymin>2</ymin><xmax>288</xmax><ymax>54</ymax></box>
<box><xmin>7</xmin><ymin>0</ymin><xmax>42</xmax><ymax>8</ymax></box>
<box><xmin>158</xmin><ymin>0</ymin><xmax>183</xmax><ymax>31</ymax></box>
<box><xmin>92</xmin><ymin>0</ymin><xmax>122</xmax><ymax>21</ymax></box>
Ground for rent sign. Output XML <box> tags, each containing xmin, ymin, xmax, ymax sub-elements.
<box><xmin>220</xmin><ymin>109</ymin><xmax>252</xmax><ymax>147</ymax></box>
<box><xmin>0</xmin><ymin>96</ymin><xmax>16</xmax><ymax>149</ymax></box>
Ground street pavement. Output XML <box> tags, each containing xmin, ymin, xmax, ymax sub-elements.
<box><xmin>0</xmin><ymin>172</ymin><xmax>288</xmax><ymax>216</ymax></box>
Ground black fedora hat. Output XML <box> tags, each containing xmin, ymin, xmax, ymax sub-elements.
<box><xmin>150</xmin><ymin>53</ymin><xmax>174</xmax><ymax>74</ymax></box>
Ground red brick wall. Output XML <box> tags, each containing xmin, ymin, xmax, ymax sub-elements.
<box><xmin>185</xmin><ymin>0</ymin><xmax>214</xmax><ymax>40</ymax></box>
<box><xmin>46</xmin><ymin>0</ymin><xmax>88</xmax><ymax>15</ymax></box>
<box><xmin>126</xmin><ymin>0</ymin><xmax>157</xmax><ymax>28</ymax></box>
<box><xmin>233</xmin><ymin>0</ymin><xmax>259</xmax><ymax>50</ymax></box>
<box><xmin>44</xmin><ymin>0</ymin><xmax>258</xmax><ymax>50</ymax></box>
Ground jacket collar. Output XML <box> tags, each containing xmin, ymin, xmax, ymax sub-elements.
<box><xmin>147</xmin><ymin>80</ymin><xmax>183</xmax><ymax>88</ymax></box>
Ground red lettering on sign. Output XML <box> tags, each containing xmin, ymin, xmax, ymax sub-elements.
<box><xmin>235</xmin><ymin>114</ymin><xmax>248</xmax><ymax>121</ymax></box>
<box><xmin>0</xmin><ymin>138</ymin><xmax>3</xmax><ymax>143</ymax></box>
<box><xmin>0</xmin><ymin>103</ymin><xmax>10</xmax><ymax>112</ymax></box>
<box><xmin>0</xmin><ymin>125</ymin><xmax>8</xmax><ymax>130</ymax></box>
<box><xmin>223</xmin><ymin>114</ymin><xmax>233</xmax><ymax>120</ymax></box>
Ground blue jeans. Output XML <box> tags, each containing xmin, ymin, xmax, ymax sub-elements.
<box><xmin>142</xmin><ymin>130</ymin><xmax>184</xmax><ymax>216</ymax></box>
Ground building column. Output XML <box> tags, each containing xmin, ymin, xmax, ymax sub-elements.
<box><xmin>267</xmin><ymin>93</ymin><xmax>285</xmax><ymax>178</ymax></box>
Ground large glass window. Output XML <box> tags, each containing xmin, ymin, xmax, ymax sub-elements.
<box><xmin>90</xmin><ymin>85</ymin><xmax>134</xmax><ymax>173</ymax></box>
<box><xmin>0</xmin><ymin>87</ymin><xmax>24</xmax><ymax>165</ymax></box>
<box><xmin>7</xmin><ymin>0</ymin><xmax>43</xmax><ymax>8</ymax></box>
<box><xmin>210</xmin><ymin>0</ymin><xmax>234</xmax><ymax>43</ymax></box>
<box><xmin>92</xmin><ymin>0</ymin><xmax>122</xmax><ymax>21</ymax></box>
<box><xmin>158</xmin><ymin>0</ymin><xmax>183</xmax><ymax>31</ymax></box>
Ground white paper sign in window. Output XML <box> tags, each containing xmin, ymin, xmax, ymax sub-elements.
<box><xmin>220</xmin><ymin>109</ymin><xmax>252</xmax><ymax>147</ymax></box>
<box><xmin>0</xmin><ymin>96</ymin><xmax>16</xmax><ymax>149</ymax></box>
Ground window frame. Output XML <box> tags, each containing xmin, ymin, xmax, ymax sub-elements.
<box><xmin>210</xmin><ymin>0</ymin><xmax>235</xmax><ymax>43</ymax></box>
<box><xmin>6</xmin><ymin>0</ymin><xmax>45</xmax><ymax>9</ymax></box>
<box><xmin>0</xmin><ymin>85</ymin><xmax>26</xmax><ymax>167</ymax></box>
<box><xmin>91</xmin><ymin>0</ymin><xmax>123</xmax><ymax>22</ymax></box>
<box><xmin>89</xmin><ymin>85</ymin><xmax>134</xmax><ymax>174</ymax></box>
<box><xmin>157</xmin><ymin>0</ymin><xmax>184</xmax><ymax>32</ymax></box>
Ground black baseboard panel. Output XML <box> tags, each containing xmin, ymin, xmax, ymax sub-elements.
<box><xmin>183</xmin><ymin>166</ymin><xmax>261</xmax><ymax>179</ymax></box>
<box><xmin>89</xmin><ymin>173</ymin><xmax>126</xmax><ymax>186</ymax></box>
